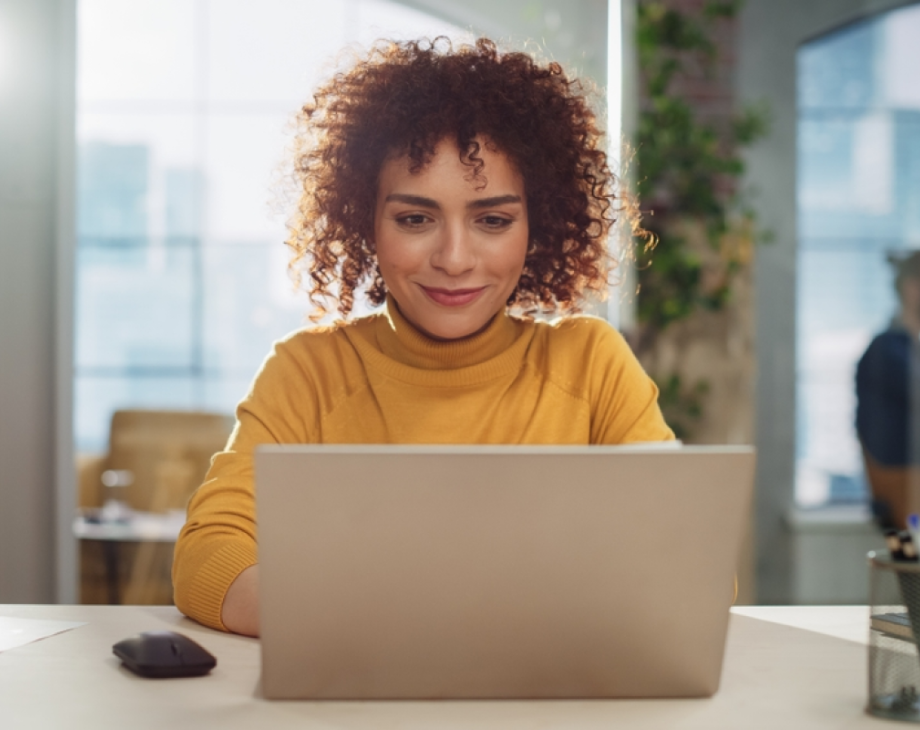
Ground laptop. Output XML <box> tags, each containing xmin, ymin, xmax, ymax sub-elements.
<box><xmin>254</xmin><ymin>444</ymin><xmax>755</xmax><ymax>700</ymax></box>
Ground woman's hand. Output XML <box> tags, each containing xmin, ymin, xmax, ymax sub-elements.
<box><xmin>221</xmin><ymin>564</ymin><xmax>260</xmax><ymax>636</ymax></box>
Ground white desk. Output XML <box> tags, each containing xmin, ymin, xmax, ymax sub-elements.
<box><xmin>73</xmin><ymin>510</ymin><xmax>186</xmax><ymax>543</ymax></box>
<box><xmin>0</xmin><ymin>605</ymin><xmax>883</xmax><ymax>729</ymax></box>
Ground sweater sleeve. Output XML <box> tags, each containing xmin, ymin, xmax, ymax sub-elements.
<box><xmin>172</xmin><ymin>336</ymin><xmax>320</xmax><ymax>630</ymax></box>
<box><xmin>582</xmin><ymin>320</ymin><xmax>675</xmax><ymax>445</ymax></box>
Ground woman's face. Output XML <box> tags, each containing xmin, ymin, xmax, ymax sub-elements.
<box><xmin>373</xmin><ymin>138</ymin><xmax>529</xmax><ymax>341</ymax></box>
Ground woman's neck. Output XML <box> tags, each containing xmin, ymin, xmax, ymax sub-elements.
<box><xmin>375</xmin><ymin>295</ymin><xmax>520</xmax><ymax>370</ymax></box>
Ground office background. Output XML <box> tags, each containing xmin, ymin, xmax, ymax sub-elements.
<box><xmin>2</xmin><ymin>0</ymin><xmax>919</xmax><ymax>605</ymax></box>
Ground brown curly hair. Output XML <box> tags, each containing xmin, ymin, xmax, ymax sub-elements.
<box><xmin>287</xmin><ymin>37</ymin><xmax>617</xmax><ymax>319</ymax></box>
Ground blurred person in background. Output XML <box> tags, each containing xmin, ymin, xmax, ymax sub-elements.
<box><xmin>856</xmin><ymin>251</ymin><xmax>920</xmax><ymax>528</ymax></box>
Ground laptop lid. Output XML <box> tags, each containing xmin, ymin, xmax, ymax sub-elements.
<box><xmin>255</xmin><ymin>445</ymin><xmax>755</xmax><ymax>700</ymax></box>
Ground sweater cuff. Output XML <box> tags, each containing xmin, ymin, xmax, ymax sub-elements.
<box><xmin>185</xmin><ymin>542</ymin><xmax>258</xmax><ymax>631</ymax></box>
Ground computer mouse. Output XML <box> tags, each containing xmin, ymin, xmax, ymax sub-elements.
<box><xmin>113</xmin><ymin>630</ymin><xmax>217</xmax><ymax>678</ymax></box>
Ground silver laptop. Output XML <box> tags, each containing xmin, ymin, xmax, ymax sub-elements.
<box><xmin>254</xmin><ymin>445</ymin><xmax>755</xmax><ymax>700</ymax></box>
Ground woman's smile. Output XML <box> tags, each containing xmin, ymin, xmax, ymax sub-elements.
<box><xmin>418</xmin><ymin>285</ymin><xmax>487</xmax><ymax>308</ymax></box>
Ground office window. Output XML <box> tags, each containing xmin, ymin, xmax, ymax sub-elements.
<box><xmin>75</xmin><ymin>0</ymin><xmax>464</xmax><ymax>452</ymax></box>
<box><xmin>795</xmin><ymin>3</ymin><xmax>920</xmax><ymax>506</ymax></box>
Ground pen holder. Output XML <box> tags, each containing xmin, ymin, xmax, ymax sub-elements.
<box><xmin>868</xmin><ymin>551</ymin><xmax>920</xmax><ymax>722</ymax></box>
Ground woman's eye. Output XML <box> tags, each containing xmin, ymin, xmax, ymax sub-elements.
<box><xmin>396</xmin><ymin>214</ymin><xmax>430</xmax><ymax>228</ymax></box>
<box><xmin>480</xmin><ymin>215</ymin><xmax>513</xmax><ymax>230</ymax></box>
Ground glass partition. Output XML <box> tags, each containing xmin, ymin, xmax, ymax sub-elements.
<box><xmin>796</xmin><ymin>3</ymin><xmax>920</xmax><ymax>510</ymax></box>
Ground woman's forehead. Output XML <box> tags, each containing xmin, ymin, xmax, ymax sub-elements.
<box><xmin>382</xmin><ymin>134</ymin><xmax>513</xmax><ymax>168</ymax></box>
<box><xmin>376</xmin><ymin>137</ymin><xmax>524</xmax><ymax>200</ymax></box>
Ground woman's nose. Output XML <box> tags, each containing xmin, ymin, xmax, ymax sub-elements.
<box><xmin>430</xmin><ymin>224</ymin><xmax>476</xmax><ymax>276</ymax></box>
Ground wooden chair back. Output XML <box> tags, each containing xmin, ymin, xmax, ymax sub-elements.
<box><xmin>104</xmin><ymin>409</ymin><xmax>233</xmax><ymax>512</ymax></box>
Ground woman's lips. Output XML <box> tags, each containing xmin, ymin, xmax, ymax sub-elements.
<box><xmin>420</xmin><ymin>286</ymin><xmax>486</xmax><ymax>307</ymax></box>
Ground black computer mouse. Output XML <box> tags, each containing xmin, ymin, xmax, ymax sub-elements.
<box><xmin>113</xmin><ymin>630</ymin><xmax>217</xmax><ymax>678</ymax></box>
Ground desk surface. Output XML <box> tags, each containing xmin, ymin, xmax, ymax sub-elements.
<box><xmin>0</xmin><ymin>604</ymin><xmax>882</xmax><ymax>729</ymax></box>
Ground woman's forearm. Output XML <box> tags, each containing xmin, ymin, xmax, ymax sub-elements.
<box><xmin>221</xmin><ymin>564</ymin><xmax>260</xmax><ymax>637</ymax></box>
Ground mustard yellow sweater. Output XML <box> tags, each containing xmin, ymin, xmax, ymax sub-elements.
<box><xmin>173</xmin><ymin>300</ymin><xmax>674</xmax><ymax>630</ymax></box>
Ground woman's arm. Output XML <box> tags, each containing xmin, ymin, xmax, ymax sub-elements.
<box><xmin>221</xmin><ymin>564</ymin><xmax>260</xmax><ymax>637</ymax></box>
<box><xmin>173</xmin><ymin>335</ymin><xmax>322</xmax><ymax>633</ymax></box>
<box><xmin>582</xmin><ymin>321</ymin><xmax>674</xmax><ymax>444</ymax></box>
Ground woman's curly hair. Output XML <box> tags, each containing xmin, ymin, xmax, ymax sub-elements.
<box><xmin>287</xmin><ymin>36</ymin><xmax>618</xmax><ymax>319</ymax></box>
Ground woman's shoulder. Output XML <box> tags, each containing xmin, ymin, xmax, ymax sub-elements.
<box><xmin>258</xmin><ymin>312</ymin><xmax>382</xmax><ymax>377</ymax></box>
<box><xmin>275</xmin><ymin>312</ymin><xmax>380</xmax><ymax>351</ymax></box>
<box><xmin>529</xmin><ymin>312</ymin><xmax>630</xmax><ymax>353</ymax></box>
<box><xmin>522</xmin><ymin>312</ymin><xmax>636</xmax><ymax>390</ymax></box>
<box><xmin>234</xmin><ymin>314</ymin><xmax>383</xmax><ymax>434</ymax></box>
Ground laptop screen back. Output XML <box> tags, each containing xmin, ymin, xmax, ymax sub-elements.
<box><xmin>255</xmin><ymin>445</ymin><xmax>754</xmax><ymax>700</ymax></box>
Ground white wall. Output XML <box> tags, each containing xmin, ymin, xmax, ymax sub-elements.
<box><xmin>0</xmin><ymin>0</ymin><xmax>75</xmax><ymax>603</ymax></box>
<box><xmin>788</xmin><ymin>508</ymin><xmax>883</xmax><ymax>603</ymax></box>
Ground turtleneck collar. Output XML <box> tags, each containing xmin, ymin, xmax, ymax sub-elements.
<box><xmin>375</xmin><ymin>295</ymin><xmax>521</xmax><ymax>370</ymax></box>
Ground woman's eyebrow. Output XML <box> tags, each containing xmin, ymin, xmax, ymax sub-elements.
<box><xmin>383</xmin><ymin>193</ymin><xmax>523</xmax><ymax>209</ymax></box>
<box><xmin>467</xmin><ymin>195</ymin><xmax>523</xmax><ymax>209</ymax></box>
<box><xmin>384</xmin><ymin>194</ymin><xmax>440</xmax><ymax>209</ymax></box>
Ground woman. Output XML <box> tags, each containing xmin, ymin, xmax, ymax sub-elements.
<box><xmin>173</xmin><ymin>38</ymin><xmax>674</xmax><ymax>636</ymax></box>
